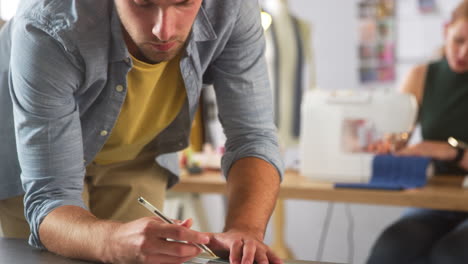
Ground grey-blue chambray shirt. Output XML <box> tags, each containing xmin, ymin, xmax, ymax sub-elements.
<box><xmin>0</xmin><ymin>0</ymin><xmax>284</xmax><ymax>248</ymax></box>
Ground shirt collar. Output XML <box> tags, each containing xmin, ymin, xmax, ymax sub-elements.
<box><xmin>110</xmin><ymin>5</ymin><xmax>130</xmax><ymax>63</ymax></box>
<box><xmin>192</xmin><ymin>5</ymin><xmax>217</xmax><ymax>42</ymax></box>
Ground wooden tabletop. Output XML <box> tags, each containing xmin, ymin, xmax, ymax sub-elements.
<box><xmin>171</xmin><ymin>170</ymin><xmax>468</xmax><ymax>212</ymax></box>
<box><xmin>0</xmin><ymin>238</ymin><xmax>341</xmax><ymax>264</ymax></box>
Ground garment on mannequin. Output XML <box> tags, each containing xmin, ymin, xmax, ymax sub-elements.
<box><xmin>261</xmin><ymin>0</ymin><xmax>315</xmax><ymax>148</ymax></box>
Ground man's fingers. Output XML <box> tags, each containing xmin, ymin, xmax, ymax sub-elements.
<box><xmin>171</xmin><ymin>219</ymin><xmax>182</xmax><ymax>224</ymax></box>
<box><xmin>172</xmin><ymin>218</ymin><xmax>192</xmax><ymax>226</ymax></box>
<box><xmin>179</xmin><ymin>218</ymin><xmax>193</xmax><ymax>228</ymax></box>
<box><xmin>143</xmin><ymin>239</ymin><xmax>202</xmax><ymax>257</ymax></box>
<box><xmin>266</xmin><ymin>249</ymin><xmax>283</xmax><ymax>264</ymax></box>
<box><xmin>241</xmin><ymin>239</ymin><xmax>256</xmax><ymax>264</ymax></box>
<box><xmin>156</xmin><ymin>223</ymin><xmax>209</xmax><ymax>244</ymax></box>
<box><xmin>231</xmin><ymin>239</ymin><xmax>274</xmax><ymax>264</ymax></box>
<box><xmin>229</xmin><ymin>239</ymin><xmax>243</xmax><ymax>264</ymax></box>
<box><xmin>253</xmin><ymin>247</ymin><xmax>270</xmax><ymax>264</ymax></box>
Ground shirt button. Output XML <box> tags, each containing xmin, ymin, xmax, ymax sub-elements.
<box><xmin>125</xmin><ymin>57</ymin><xmax>131</xmax><ymax>64</ymax></box>
<box><xmin>100</xmin><ymin>130</ymin><xmax>108</xmax><ymax>136</ymax></box>
<box><xmin>115</xmin><ymin>85</ymin><xmax>124</xmax><ymax>92</ymax></box>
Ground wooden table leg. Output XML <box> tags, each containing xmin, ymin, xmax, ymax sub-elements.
<box><xmin>270</xmin><ymin>199</ymin><xmax>294</xmax><ymax>259</ymax></box>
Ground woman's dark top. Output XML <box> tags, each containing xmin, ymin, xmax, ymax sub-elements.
<box><xmin>421</xmin><ymin>57</ymin><xmax>468</xmax><ymax>174</ymax></box>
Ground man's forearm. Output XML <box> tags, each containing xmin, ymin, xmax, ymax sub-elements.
<box><xmin>224</xmin><ymin>157</ymin><xmax>281</xmax><ymax>239</ymax></box>
<box><xmin>39</xmin><ymin>205</ymin><xmax>118</xmax><ymax>263</ymax></box>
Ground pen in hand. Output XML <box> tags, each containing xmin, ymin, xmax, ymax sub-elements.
<box><xmin>137</xmin><ymin>196</ymin><xmax>218</xmax><ymax>258</ymax></box>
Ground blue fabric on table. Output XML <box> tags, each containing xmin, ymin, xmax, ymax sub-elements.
<box><xmin>335</xmin><ymin>155</ymin><xmax>432</xmax><ymax>190</ymax></box>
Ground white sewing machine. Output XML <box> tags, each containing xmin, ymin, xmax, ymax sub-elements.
<box><xmin>299</xmin><ymin>89</ymin><xmax>418</xmax><ymax>183</ymax></box>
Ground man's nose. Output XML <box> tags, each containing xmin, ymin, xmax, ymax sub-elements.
<box><xmin>152</xmin><ymin>9</ymin><xmax>175</xmax><ymax>42</ymax></box>
<box><xmin>458</xmin><ymin>43</ymin><xmax>468</xmax><ymax>59</ymax></box>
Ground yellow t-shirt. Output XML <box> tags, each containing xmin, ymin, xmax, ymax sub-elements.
<box><xmin>94</xmin><ymin>54</ymin><xmax>186</xmax><ymax>164</ymax></box>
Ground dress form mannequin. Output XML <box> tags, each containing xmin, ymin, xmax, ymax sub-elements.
<box><xmin>262</xmin><ymin>0</ymin><xmax>315</xmax><ymax>148</ymax></box>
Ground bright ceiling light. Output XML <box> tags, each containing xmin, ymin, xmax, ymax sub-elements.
<box><xmin>0</xmin><ymin>0</ymin><xmax>19</xmax><ymax>20</ymax></box>
<box><xmin>261</xmin><ymin>11</ymin><xmax>273</xmax><ymax>31</ymax></box>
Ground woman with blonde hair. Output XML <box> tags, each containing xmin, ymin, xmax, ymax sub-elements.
<box><xmin>367</xmin><ymin>1</ymin><xmax>468</xmax><ymax>263</ymax></box>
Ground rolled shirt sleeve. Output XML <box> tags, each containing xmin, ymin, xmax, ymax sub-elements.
<box><xmin>10</xmin><ymin>20</ymin><xmax>87</xmax><ymax>248</ymax></box>
<box><xmin>209</xmin><ymin>0</ymin><xmax>284</xmax><ymax>179</ymax></box>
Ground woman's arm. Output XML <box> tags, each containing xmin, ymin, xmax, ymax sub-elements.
<box><xmin>399</xmin><ymin>64</ymin><xmax>428</xmax><ymax>105</ymax></box>
<box><xmin>367</xmin><ymin>64</ymin><xmax>428</xmax><ymax>154</ymax></box>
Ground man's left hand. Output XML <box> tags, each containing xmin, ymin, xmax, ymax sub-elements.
<box><xmin>207</xmin><ymin>229</ymin><xmax>282</xmax><ymax>264</ymax></box>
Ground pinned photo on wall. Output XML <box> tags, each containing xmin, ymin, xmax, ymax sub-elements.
<box><xmin>357</xmin><ymin>0</ymin><xmax>396</xmax><ymax>85</ymax></box>
<box><xmin>418</xmin><ymin>0</ymin><xmax>438</xmax><ymax>14</ymax></box>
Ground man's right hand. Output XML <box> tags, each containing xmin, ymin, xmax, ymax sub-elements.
<box><xmin>104</xmin><ymin>217</ymin><xmax>210</xmax><ymax>264</ymax></box>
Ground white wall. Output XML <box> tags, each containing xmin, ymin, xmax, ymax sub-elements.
<box><xmin>282</xmin><ymin>201</ymin><xmax>404</xmax><ymax>263</ymax></box>
<box><xmin>289</xmin><ymin>0</ymin><xmax>361</xmax><ymax>91</ymax></box>
<box><xmin>396</xmin><ymin>0</ymin><xmax>462</xmax><ymax>86</ymax></box>
<box><xmin>289</xmin><ymin>0</ymin><xmax>462</xmax><ymax>91</ymax></box>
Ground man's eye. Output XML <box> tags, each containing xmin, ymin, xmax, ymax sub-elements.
<box><xmin>455</xmin><ymin>37</ymin><xmax>465</xmax><ymax>45</ymax></box>
<box><xmin>176</xmin><ymin>0</ymin><xmax>192</xmax><ymax>7</ymax></box>
<box><xmin>134</xmin><ymin>0</ymin><xmax>150</xmax><ymax>6</ymax></box>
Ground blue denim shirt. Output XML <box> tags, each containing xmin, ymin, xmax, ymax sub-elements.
<box><xmin>0</xmin><ymin>0</ymin><xmax>283</xmax><ymax>248</ymax></box>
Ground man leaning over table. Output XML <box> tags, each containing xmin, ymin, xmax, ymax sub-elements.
<box><xmin>0</xmin><ymin>0</ymin><xmax>284</xmax><ymax>263</ymax></box>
